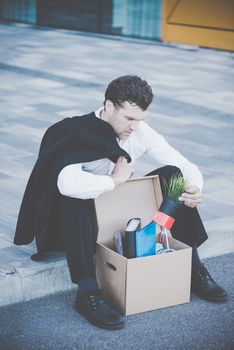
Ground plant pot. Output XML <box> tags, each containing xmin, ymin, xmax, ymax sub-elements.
<box><xmin>159</xmin><ymin>197</ymin><xmax>183</xmax><ymax>219</ymax></box>
<box><xmin>153</xmin><ymin>197</ymin><xmax>184</xmax><ymax>230</ymax></box>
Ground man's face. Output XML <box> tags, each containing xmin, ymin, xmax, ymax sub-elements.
<box><xmin>104</xmin><ymin>101</ymin><xmax>147</xmax><ymax>139</ymax></box>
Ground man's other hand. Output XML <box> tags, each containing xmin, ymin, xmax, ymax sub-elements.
<box><xmin>179</xmin><ymin>185</ymin><xmax>203</xmax><ymax>208</ymax></box>
<box><xmin>111</xmin><ymin>156</ymin><xmax>133</xmax><ymax>185</ymax></box>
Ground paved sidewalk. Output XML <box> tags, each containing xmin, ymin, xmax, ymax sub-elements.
<box><xmin>0</xmin><ymin>22</ymin><xmax>234</xmax><ymax>306</ymax></box>
<box><xmin>0</xmin><ymin>254</ymin><xmax>233</xmax><ymax>350</ymax></box>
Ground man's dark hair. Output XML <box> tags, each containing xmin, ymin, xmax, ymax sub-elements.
<box><xmin>104</xmin><ymin>75</ymin><xmax>153</xmax><ymax>111</ymax></box>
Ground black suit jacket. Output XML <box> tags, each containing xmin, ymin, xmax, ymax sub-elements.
<box><xmin>14</xmin><ymin>112</ymin><xmax>131</xmax><ymax>252</ymax></box>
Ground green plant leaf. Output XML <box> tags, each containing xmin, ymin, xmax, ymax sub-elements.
<box><xmin>163</xmin><ymin>173</ymin><xmax>187</xmax><ymax>202</ymax></box>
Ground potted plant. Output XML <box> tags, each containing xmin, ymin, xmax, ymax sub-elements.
<box><xmin>153</xmin><ymin>173</ymin><xmax>187</xmax><ymax>230</ymax></box>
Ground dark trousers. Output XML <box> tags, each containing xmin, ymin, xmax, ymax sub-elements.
<box><xmin>58</xmin><ymin>166</ymin><xmax>208</xmax><ymax>284</ymax></box>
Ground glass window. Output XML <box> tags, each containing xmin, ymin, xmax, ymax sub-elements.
<box><xmin>112</xmin><ymin>0</ymin><xmax>162</xmax><ymax>40</ymax></box>
<box><xmin>0</xmin><ymin>0</ymin><xmax>36</xmax><ymax>24</ymax></box>
<box><xmin>0</xmin><ymin>0</ymin><xmax>162</xmax><ymax>41</ymax></box>
<box><xmin>37</xmin><ymin>0</ymin><xmax>97</xmax><ymax>32</ymax></box>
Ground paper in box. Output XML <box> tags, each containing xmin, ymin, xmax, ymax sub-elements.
<box><xmin>136</xmin><ymin>221</ymin><xmax>156</xmax><ymax>257</ymax></box>
<box><xmin>95</xmin><ymin>176</ymin><xmax>192</xmax><ymax>316</ymax></box>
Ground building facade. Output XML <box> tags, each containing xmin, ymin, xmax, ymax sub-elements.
<box><xmin>0</xmin><ymin>0</ymin><xmax>233</xmax><ymax>51</ymax></box>
<box><xmin>0</xmin><ymin>0</ymin><xmax>162</xmax><ymax>40</ymax></box>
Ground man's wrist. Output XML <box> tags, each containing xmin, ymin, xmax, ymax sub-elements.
<box><xmin>110</xmin><ymin>174</ymin><xmax>119</xmax><ymax>186</ymax></box>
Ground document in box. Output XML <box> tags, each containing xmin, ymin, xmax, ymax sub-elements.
<box><xmin>114</xmin><ymin>231</ymin><xmax>124</xmax><ymax>256</ymax></box>
<box><xmin>135</xmin><ymin>221</ymin><xmax>156</xmax><ymax>257</ymax></box>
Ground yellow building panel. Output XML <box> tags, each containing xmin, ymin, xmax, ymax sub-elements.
<box><xmin>166</xmin><ymin>25</ymin><xmax>234</xmax><ymax>51</ymax></box>
<box><xmin>162</xmin><ymin>0</ymin><xmax>234</xmax><ymax>51</ymax></box>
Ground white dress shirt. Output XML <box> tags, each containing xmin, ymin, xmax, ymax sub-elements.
<box><xmin>57</xmin><ymin>108</ymin><xmax>203</xmax><ymax>199</ymax></box>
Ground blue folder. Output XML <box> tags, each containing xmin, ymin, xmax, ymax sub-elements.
<box><xmin>135</xmin><ymin>221</ymin><xmax>156</xmax><ymax>257</ymax></box>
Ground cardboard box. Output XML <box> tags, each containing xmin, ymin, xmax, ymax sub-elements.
<box><xmin>95</xmin><ymin>176</ymin><xmax>192</xmax><ymax>316</ymax></box>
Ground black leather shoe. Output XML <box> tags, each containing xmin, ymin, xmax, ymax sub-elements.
<box><xmin>191</xmin><ymin>264</ymin><xmax>228</xmax><ymax>303</ymax></box>
<box><xmin>75</xmin><ymin>290</ymin><xmax>125</xmax><ymax>330</ymax></box>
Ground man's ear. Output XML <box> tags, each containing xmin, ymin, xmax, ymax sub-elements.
<box><xmin>105</xmin><ymin>100</ymin><xmax>115</xmax><ymax>114</ymax></box>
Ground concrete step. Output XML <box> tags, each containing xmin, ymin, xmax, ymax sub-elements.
<box><xmin>1</xmin><ymin>221</ymin><xmax>233</xmax><ymax>307</ymax></box>
<box><xmin>0</xmin><ymin>240</ymin><xmax>76</xmax><ymax>307</ymax></box>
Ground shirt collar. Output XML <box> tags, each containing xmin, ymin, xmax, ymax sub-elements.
<box><xmin>95</xmin><ymin>107</ymin><xmax>104</xmax><ymax>119</ymax></box>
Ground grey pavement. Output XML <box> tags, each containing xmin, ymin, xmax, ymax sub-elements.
<box><xmin>0</xmin><ymin>22</ymin><xmax>234</xmax><ymax>306</ymax></box>
<box><xmin>0</xmin><ymin>254</ymin><xmax>233</xmax><ymax>350</ymax></box>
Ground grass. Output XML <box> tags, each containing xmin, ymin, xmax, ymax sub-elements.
<box><xmin>163</xmin><ymin>173</ymin><xmax>187</xmax><ymax>202</ymax></box>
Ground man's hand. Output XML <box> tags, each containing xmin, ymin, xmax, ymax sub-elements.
<box><xmin>179</xmin><ymin>185</ymin><xmax>203</xmax><ymax>208</ymax></box>
<box><xmin>111</xmin><ymin>156</ymin><xmax>134</xmax><ymax>185</ymax></box>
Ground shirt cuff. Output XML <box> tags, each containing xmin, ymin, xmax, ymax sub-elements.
<box><xmin>98</xmin><ymin>175</ymin><xmax>115</xmax><ymax>193</ymax></box>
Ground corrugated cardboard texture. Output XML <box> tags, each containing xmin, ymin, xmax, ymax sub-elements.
<box><xmin>96</xmin><ymin>240</ymin><xmax>127</xmax><ymax>314</ymax></box>
<box><xmin>125</xmin><ymin>239</ymin><xmax>192</xmax><ymax>315</ymax></box>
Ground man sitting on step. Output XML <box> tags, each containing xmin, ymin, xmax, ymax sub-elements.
<box><xmin>14</xmin><ymin>75</ymin><xmax>228</xmax><ymax>330</ymax></box>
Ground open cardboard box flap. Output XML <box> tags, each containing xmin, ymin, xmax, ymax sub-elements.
<box><xmin>95</xmin><ymin>175</ymin><xmax>163</xmax><ymax>243</ymax></box>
